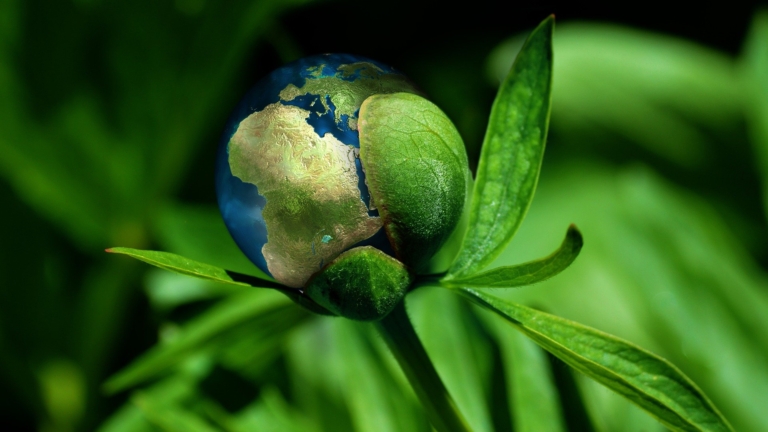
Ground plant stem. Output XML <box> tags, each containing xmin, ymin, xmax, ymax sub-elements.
<box><xmin>375</xmin><ymin>301</ymin><xmax>472</xmax><ymax>432</ymax></box>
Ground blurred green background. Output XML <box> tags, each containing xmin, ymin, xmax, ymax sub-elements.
<box><xmin>2</xmin><ymin>1</ymin><xmax>768</xmax><ymax>431</ymax></box>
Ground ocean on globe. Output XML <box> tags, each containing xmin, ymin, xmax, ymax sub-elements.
<box><xmin>216</xmin><ymin>54</ymin><xmax>420</xmax><ymax>288</ymax></box>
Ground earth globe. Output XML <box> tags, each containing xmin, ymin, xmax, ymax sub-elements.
<box><xmin>215</xmin><ymin>54</ymin><xmax>421</xmax><ymax>288</ymax></box>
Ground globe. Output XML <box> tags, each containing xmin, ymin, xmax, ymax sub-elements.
<box><xmin>216</xmin><ymin>54</ymin><xmax>420</xmax><ymax>288</ymax></box>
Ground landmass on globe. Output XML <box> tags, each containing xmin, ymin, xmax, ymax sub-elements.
<box><xmin>216</xmin><ymin>55</ymin><xmax>419</xmax><ymax>288</ymax></box>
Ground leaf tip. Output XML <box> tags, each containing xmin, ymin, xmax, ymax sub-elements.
<box><xmin>566</xmin><ymin>224</ymin><xmax>584</xmax><ymax>252</ymax></box>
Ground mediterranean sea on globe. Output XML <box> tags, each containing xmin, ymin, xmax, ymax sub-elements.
<box><xmin>216</xmin><ymin>54</ymin><xmax>420</xmax><ymax>288</ymax></box>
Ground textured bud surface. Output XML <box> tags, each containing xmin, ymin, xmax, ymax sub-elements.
<box><xmin>359</xmin><ymin>92</ymin><xmax>469</xmax><ymax>272</ymax></box>
<box><xmin>306</xmin><ymin>246</ymin><xmax>413</xmax><ymax>321</ymax></box>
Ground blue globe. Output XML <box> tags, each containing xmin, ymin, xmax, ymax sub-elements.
<box><xmin>216</xmin><ymin>54</ymin><xmax>419</xmax><ymax>288</ymax></box>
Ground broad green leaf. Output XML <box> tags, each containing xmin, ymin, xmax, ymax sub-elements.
<box><xmin>487</xmin><ymin>316</ymin><xmax>565</xmax><ymax>432</ymax></box>
<box><xmin>376</xmin><ymin>301</ymin><xmax>472</xmax><ymax>432</ymax></box>
<box><xmin>459</xmin><ymin>288</ymin><xmax>733</xmax><ymax>432</ymax></box>
<box><xmin>448</xmin><ymin>16</ymin><xmax>554</xmax><ymax>278</ymax></box>
<box><xmin>359</xmin><ymin>92</ymin><xmax>470</xmax><ymax>272</ymax></box>
<box><xmin>442</xmin><ymin>225</ymin><xmax>581</xmax><ymax>288</ymax></box>
<box><xmin>103</xmin><ymin>290</ymin><xmax>303</xmax><ymax>393</ymax></box>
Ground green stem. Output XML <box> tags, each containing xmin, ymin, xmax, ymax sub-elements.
<box><xmin>375</xmin><ymin>301</ymin><xmax>472</xmax><ymax>432</ymax></box>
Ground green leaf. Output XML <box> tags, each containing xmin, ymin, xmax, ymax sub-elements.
<box><xmin>110</xmin><ymin>247</ymin><xmax>336</xmax><ymax>316</ymax></box>
<box><xmin>376</xmin><ymin>301</ymin><xmax>472</xmax><ymax>432</ymax></box>
<box><xmin>133</xmin><ymin>394</ymin><xmax>219</xmax><ymax>432</ymax></box>
<box><xmin>233</xmin><ymin>387</ymin><xmax>321</xmax><ymax>432</ymax></box>
<box><xmin>107</xmin><ymin>247</ymin><xmax>251</xmax><ymax>287</ymax></box>
<box><xmin>104</xmin><ymin>290</ymin><xmax>304</xmax><ymax>393</ymax></box>
<box><xmin>153</xmin><ymin>203</ymin><xmax>269</xmax><ymax>278</ymax></box>
<box><xmin>491</xmin><ymin>162</ymin><xmax>768</xmax><ymax>431</ymax></box>
<box><xmin>458</xmin><ymin>288</ymin><xmax>733</xmax><ymax>432</ymax></box>
<box><xmin>448</xmin><ymin>16</ymin><xmax>554</xmax><ymax>278</ymax></box>
<box><xmin>335</xmin><ymin>323</ymin><xmax>429</xmax><ymax>432</ymax></box>
<box><xmin>442</xmin><ymin>225</ymin><xmax>581</xmax><ymax>288</ymax></box>
<box><xmin>487</xmin><ymin>24</ymin><xmax>742</xmax><ymax>167</ymax></box>
<box><xmin>359</xmin><ymin>92</ymin><xmax>470</xmax><ymax>272</ymax></box>
<box><xmin>486</xmin><ymin>316</ymin><xmax>565</xmax><ymax>432</ymax></box>
<box><xmin>742</xmin><ymin>10</ymin><xmax>768</xmax><ymax>218</ymax></box>
<box><xmin>409</xmin><ymin>288</ymin><xmax>493</xmax><ymax>432</ymax></box>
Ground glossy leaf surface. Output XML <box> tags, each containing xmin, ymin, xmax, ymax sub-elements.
<box><xmin>443</xmin><ymin>225</ymin><xmax>581</xmax><ymax>288</ymax></box>
<box><xmin>459</xmin><ymin>288</ymin><xmax>733</xmax><ymax>432</ymax></box>
<box><xmin>448</xmin><ymin>16</ymin><xmax>554</xmax><ymax>278</ymax></box>
<box><xmin>107</xmin><ymin>247</ymin><xmax>254</xmax><ymax>288</ymax></box>
<box><xmin>106</xmin><ymin>247</ymin><xmax>333</xmax><ymax>315</ymax></box>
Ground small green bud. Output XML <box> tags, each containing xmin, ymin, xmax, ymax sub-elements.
<box><xmin>306</xmin><ymin>246</ymin><xmax>413</xmax><ymax>321</ymax></box>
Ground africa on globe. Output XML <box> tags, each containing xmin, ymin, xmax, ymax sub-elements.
<box><xmin>216</xmin><ymin>53</ymin><xmax>469</xmax><ymax>319</ymax></box>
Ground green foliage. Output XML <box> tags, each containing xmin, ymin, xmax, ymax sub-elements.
<box><xmin>376</xmin><ymin>302</ymin><xmax>472</xmax><ymax>432</ymax></box>
<box><xmin>460</xmin><ymin>289</ymin><xmax>733</xmax><ymax>432</ymax></box>
<box><xmin>483</xmin><ymin>315</ymin><xmax>565</xmax><ymax>432</ymax></box>
<box><xmin>3</xmin><ymin>2</ymin><xmax>768</xmax><ymax>432</ymax></box>
<box><xmin>442</xmin><ymin>225</ymin><xmax>582</xmax><ymax>288</ymax></box>
<box><xmin>106</xmin><ymin>248</ymin><xmax>263</xmax><ymax>288</ymax></box>
<box><xmin>447</xmin><ymin>16</ymin><xmax>554</xmax><ymax>278</ymax></box>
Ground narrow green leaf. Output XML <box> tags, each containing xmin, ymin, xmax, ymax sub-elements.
<box><xmin>108</xmin><ymin>245</ymin><xmax>337</xmax><ymax>317</ymax></box>
<box><xmin>133</xmin><ymin>394</ymin><xmax>219</xmax><ymax>432</ymax></box>
<box><xmin>448</xmin><ymin>16</ymin><xmax>554</xmax><ymax>278</ymax></box>
<box><xmin>153</xmin><ymin>203</ymin><xmax>269</xmax><ymax>278</ymax></box>
<box><xmin>336</xmin><ymin>323</ymin><xmax>428</xmax><ymax>432</ymax></box>
<box><xmin>742</xmin><ymin>10</ymin><xmax>768</xmax><ymax>219</ymax></box>
<box><xmin>103</xmin><ymin>290</ymin><xmax>303</xmax><ymax>393</ymax></box>
<box><xmin>458</xmin><ymin>288</ymin><xmax>733</xmax><ymax>432</ymax></box>
<box><xmin>376</xmin><ymin>301</ymin><xmax>472</xmax><ymax>432</ymax></box>
<box><xmin>233</xmin><ymin>387</ymin><xmax>321</xmax><ymax>432</ymax></box>
<box><xmin>106</xmin><ymin>247</ymin><xmax>284</xmax><ymax>290</ymax></box>
<box><xmin>443</xmin><ymin>225</ymin><xmax>581</xmax><ymax>288</ymax></box>
<box><xmin>488</xmin><ymin>24</ymin><xmax>742</xmax><ymax>167</ymax></box>
<box><xmin>408</xmin><ymin>287</ymin><xmax>494</xmax><ymax>432</ymax></box>
<box><xmin>409</xmin><ymin>288</ymin><xmax>493</xmax><ymax>432</ymax></box>
<box><xmin>487</xmin><ymin>317</ymin><xmax>565</xmax><ymax>432</ymax></box>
